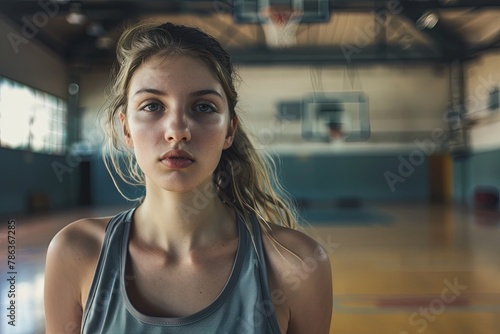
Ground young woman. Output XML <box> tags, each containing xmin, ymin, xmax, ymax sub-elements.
<box><xmin>44</xmin><ymin>21</ymin><xmax>332</xmax><ymax>333</ymax></box>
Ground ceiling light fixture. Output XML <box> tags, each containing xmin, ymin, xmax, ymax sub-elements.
<box><xmin>66</xmin><ymin>3</ymin><xmax>87</xmax><ymax>25</ymax></box>
<box><xmin>416</xmin><ymin>11</ymin><xmax>439</xmax><ymax>29</ymax></box>
<box><xmin>95</xmin><ymin>36</ymin><xmax>114</xmax><ymax>50</ymax></box>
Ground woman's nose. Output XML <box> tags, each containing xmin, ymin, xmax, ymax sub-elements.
<box><xmin>163</xmin><ymin>108</ymin><xmax>191</xmax><ymax>143</ymax></box>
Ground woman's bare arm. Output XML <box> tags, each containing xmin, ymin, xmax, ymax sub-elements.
<box><xmin>286</xmin><ymin>242</ymin><xmax>332</xmax><ymax>334</ymax></box>
<box><xmin>264</xmin><ymin>225</ymin><xmax>333</xmax><ymax>334</ymax></box>
<box><xmin>44</xmin><ymin>219</ymin><xmax>104</xmax><ymax>333</ymax></box>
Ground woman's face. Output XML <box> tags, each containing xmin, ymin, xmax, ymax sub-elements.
<box><xmin>121</xmin><ymin>54</ymin><xmax>237</xmax><ymax>193</ymax></box>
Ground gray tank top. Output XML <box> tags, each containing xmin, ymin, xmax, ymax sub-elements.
<box><xmin>81</xmin><ymin>208</ymin><xmax>281</xmax><ymax>333</ymax></box>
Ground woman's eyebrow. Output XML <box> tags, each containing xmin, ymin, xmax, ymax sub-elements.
<box><xmin>190</xmin><ymin>89</ymin><xmax>224</xmax><ymax>100</ymax></box>
<box><xmin>133</xmin><ymin>88</ymin><xmax>166</xmax><ymax>97</ymax></box>
<box><xmin>132</xmin><ymin>88</ymin><xmax>223</xmax><ymax>100</ymax></box>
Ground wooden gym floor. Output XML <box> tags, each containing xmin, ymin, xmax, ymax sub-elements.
<box><xmin>1</xmin><ymin>202</ymin><xmax>499</xmax><ymax>334</ymax></box>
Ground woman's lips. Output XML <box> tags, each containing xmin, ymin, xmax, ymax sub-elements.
<box><xmin>160</xmin><ymin>157</ymin><xmax>194</xmax><ymax>169</ymax></box>
<box><xmin>160</xmin><ymin>149</ymin><xmax>194</xmax><ymax>169</ymax></box>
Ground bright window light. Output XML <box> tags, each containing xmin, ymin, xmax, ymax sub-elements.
<box><xmin>0</xmin><ymin>77</ymin><xmax>67</xmax><ymax>154</ymax></box>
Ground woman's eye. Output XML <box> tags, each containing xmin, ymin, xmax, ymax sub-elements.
<box><xmin>194</xmin><ymin>103</ymin><xmax>216</xmax><ymax>113</ymax></box>
<box><xmin>141</xmin><ymin>102</ymin><xmax>163</xmax><ymax>112</ymax></box>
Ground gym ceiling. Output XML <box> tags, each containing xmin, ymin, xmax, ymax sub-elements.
<box><xmin>0</xmin><ymin>0</ymin><xmax>499</xmax><ymax>66</ymax></box>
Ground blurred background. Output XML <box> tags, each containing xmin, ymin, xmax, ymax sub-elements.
<box><xmin>0</xmin><ymin>0</ymin><xmax>499</xmax><ymax>333</ymax></box>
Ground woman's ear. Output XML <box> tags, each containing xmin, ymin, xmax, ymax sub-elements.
<box><xmin>119</xmin><ymin>112</ymin><xmax>133</xmax><ymax>148</ymax></box>
<box><xmin>223</xmin><ymin>116</ymin><xmax>238</xmax><ymax>150</ymax></box>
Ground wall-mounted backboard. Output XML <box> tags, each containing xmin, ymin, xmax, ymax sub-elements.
<box><xmin>302</xmin><ymin>92</ymin><xmax>371</xmax><ymax>142</ymax></box>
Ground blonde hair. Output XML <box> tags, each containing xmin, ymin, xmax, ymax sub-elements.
<box><xmin>102</xmin><ymin>21</ymin><xmax>300</xmax><ymax>236</ymax></box>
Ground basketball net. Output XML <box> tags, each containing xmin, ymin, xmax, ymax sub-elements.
<box><xmin>259</xmin><ymin>5</ymin><xmax>303</xmax><ymax>48</ymax></box>
<box><xmin>327</xmin><ymin>122</ymin><xmax>345</xmax><ymax>141</ymax></box>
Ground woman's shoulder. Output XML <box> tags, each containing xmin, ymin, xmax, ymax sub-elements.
<box><xmin>261</xmin><ymin>221</ymin><xmax>333</xmax><ymax>333</ymax></box>
<box><xmin>45</xmin><ymin>215</ymin><xmax>114</xmax><ymax>292</ymax></box>
<box><xmin>262</xmin><ymin>222</ymin><xmax>330</xmax><ymax>267</ymax></box>
<box><xmin>47</xmin><ymin>216</ymin><xmax>111</xmax><ymax>262</ymax></box>
<box><xmin>44</xmin><ymin>215</ymin><xmax>115</xmax><ymax>327</ymax></box>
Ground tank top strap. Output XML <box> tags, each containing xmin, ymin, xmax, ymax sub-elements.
<box><xmin>249</xmin><ymin>214</ymin><xmax>282</xmax><ymax>333</ymax></box>
<box><xmin>105</xmin><ymin>208</ymin><xmax>135</xmax><ymax>233</ymax></box>
<box><xmin>81</xmin><ymin>207</ymin><xmax>135</xmax><ymax>329</ymax></box>
<box><xmin>249</xmin><ymin>213</ymin><xmax>268</xmax><ymax>276</ymax></box>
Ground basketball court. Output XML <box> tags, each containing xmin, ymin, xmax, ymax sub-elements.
<box><xmin>1</xmin><ymin>0</ymin><xmax>499</xmax><ymax>333</ymax></box>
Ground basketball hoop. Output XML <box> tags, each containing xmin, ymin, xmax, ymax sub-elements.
<box><xmin>259</xmin><ymin>5</ymin><xmax>303</xmax><ymax>48</ymax></box>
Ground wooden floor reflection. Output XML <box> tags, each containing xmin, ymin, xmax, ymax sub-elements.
<box><xmin>0</xmin><ymin>203</ymin><xmax>499</xmax><ymax>334</ymax></box>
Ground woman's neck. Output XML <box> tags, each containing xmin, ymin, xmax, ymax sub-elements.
<box><xmin>132</xmin><ymin>180</ymin><xmax>236</xmax><ymax>257</ymax></box>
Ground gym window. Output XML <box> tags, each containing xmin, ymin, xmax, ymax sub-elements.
<box><xmin>0</xmin><ymin>76</ymin><xmax>67</xmax><ymax>154</ymax></box>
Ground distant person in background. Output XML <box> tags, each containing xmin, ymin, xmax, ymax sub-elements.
<box><xmin>44</xmin><ymin>21</ymin><xmax>332</xmax><ymax>333</ymax></box>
